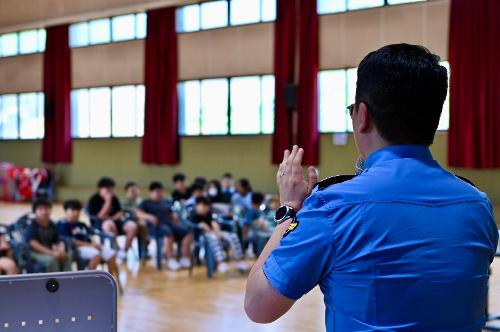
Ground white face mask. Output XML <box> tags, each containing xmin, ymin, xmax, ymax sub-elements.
<box><xmin>208</xmin><ymin>187</ymin><xmax>218</xmax><ymax>197</ymax></box>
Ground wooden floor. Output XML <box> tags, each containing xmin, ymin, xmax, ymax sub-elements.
<box><xmin>1</xmin><ymin>202</ymin><xmax>500</xmax><ymax>332</ymax></box>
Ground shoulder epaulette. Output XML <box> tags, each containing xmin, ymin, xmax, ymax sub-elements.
<box><xmin>455</xmin><ymin>175</ymin><xmax>476</xmax><ymax>188</ymax></box>
<box><xmin>316</xmin><ymin>174</ymin><xmax>356</xmax><ymax>191</ymax></box>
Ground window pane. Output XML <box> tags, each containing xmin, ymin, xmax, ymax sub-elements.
<box><xmin>71</xmin><ymin>89</ymin><xmax>90</xmax><ymax>138</ymax></box>
<box><xmin>1</xmin><ymin>95</ymin><xmax>19</xmax><ymax>139</ymax></box>
<box><xmin>136</xmin><ymin>13</ymin><xmax>147</xmax><ymax>39</ymax></box>
<box><xmin>346</xmin><ymin>68</ymin><xmax>357</xmax><ymax>132</ymax></box>
<box><xmin>230</xmin><ymin>0</ymin><xmax>260</xmax><ymax>26</ymax></box>
<box><xmin>201</xmin><ymin>1</ymin><xmax>228</xmax><ymax>30</ymax></box>
<box><xmin>38</xmin><ymin>29</ymin><xmax>46</xmax><ymax>52</ymax></box>
<box><xmin>112</xmin><ymin>14</ymin><xmax>135</xmax><ymax>42</ymax></box>
<box><xmin>177</xmin><ymin>5</ymin><xmax>201</xmax><ymax>32</ymax></box>
<box><xmin>388</xmin><ymin>0</ymin><xmax>426</xmax><ymax>4</ymax></box>
<box><xmin>438</xmin><ymin>61</ymin><xmax>450</xmax><ymax>131</ymax></box>
<box><xmin>201</xmin><ymin>79</ymin><xmax>228</xmax><ymax>135</ymax></box>
<box><xmin>38</xmin><ymin>93</ymin><xmax>45</xmax><ymax>138</ymax></box>
<box><xmin>112</xmin><ymin>86</ymin><xmax>136</xmax><ymax>137</ymax></box>
<box><xmin>1</xmin><ymin>33</ymin><xmax>19</xmax><ymax>57</ymax></box>
<box><xmin>261</xmin><ymin>75</ymin><xmax>275</xmax><ymax>134</ymax></box>
<box><xmin>230</xmin><ymin>76</ymin><xmax>261</xmax><ymax>134</ymax></box>
<box><xmin>89</xmin><ymin>19</ymin><xmax>111</xmax><ymax>45</ymax></box>
<box><xmin>135</xmin><ymin>85</ymin><xmax>145</xmax><ymax>136</ymax></box>
<box><xmin>178</xmin><ymin>81</ymin><xmax>201</xmax><ymax>135</ymax></box>
<box><xmin>348</xmin><ymin>0</ymin><xmax>384</xmax><ymax>10</ymax></box>
<box><xmin>19</xmin><ymin>93</ymin><xmax>40</xmax><ymax>139</ymax></box>
<box><xmin>319</xmin><ymin>70</ymin><xmax>348</xmax><ymax>133</ymax></box>
<box><xmin>69</xmin><ymin>23</ymin><xmax>89</xmax><ymax>48</ymax></box>
<box><xmin>19</xmin><ymin>30</ymin><xmax>38</xmax><ymax>54</ymax></box>
<box><xmin>89</xmin><ymin>87</ymin><xmax>111</xmax><ymax>137</ymax></box>
<box><xmin>318</xmin><ymin>0</ymin><xmax>347</xmax><ymax>14</ymax></box>
<box><xmin>262</xmin><ymin>0</ymin><xmax>277</xmax><ymax>21</ymax></box>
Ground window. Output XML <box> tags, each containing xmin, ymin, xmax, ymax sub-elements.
<box><xmin>71</xmin><ymin>85</ymin><xmax>144</xmax><ymax>138</ymax></box>
<box><xmin>177</xmin><ymin>0</ymin><xmax>276</xmax><ymax>33</ymax></box>
<box><xmin>318</xmin><ymin>0</ymin><xmax>427</xmax><ymax>15</ymax></box>
<box><xmin>318</xmin><ymin>62</ymin><xmax>450</xmax><ymax>133</ymax></box>
<box><xmin>0</xmin><ymin>92</ymin><xmax>44</xmax><ymax>140</ymax></box>
<box><xmin>69</xmin><ymin>13</ymin><xmax>147</xmax><ymax>48</ymax></box>
<box><xmin>0</xmin><ymin>29</ymin><xmax>45</xmax><ymax>57</ymax></box>
<box><xmin>178</xmin><ymin>75</ymin><xmax>274</xmax><ymax>135</ymax></box>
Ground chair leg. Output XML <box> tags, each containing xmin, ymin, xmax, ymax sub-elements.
<box><xmin>156</xmin><ymin>235</ymin><xmax>163</xmax><ymax>270</ymax></box>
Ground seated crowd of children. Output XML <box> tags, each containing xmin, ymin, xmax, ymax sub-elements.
<box><xmin>0</xmin><ymin>172</ymin><xmax>279</xmax><ymax>279</ymax></box>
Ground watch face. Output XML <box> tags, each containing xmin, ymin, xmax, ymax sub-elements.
<box><xmin>275</xmin><ymin>206</ymin><xmax>288</xmax><ymax>221</ymax></box>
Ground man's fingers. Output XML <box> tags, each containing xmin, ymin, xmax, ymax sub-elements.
<box><xmin>282</xmin><ymin>149</ymin><xmax>290</xmax><ymax>164</ymax></box>
<box><xmin>307</xmin><ymin>166</ymin><xmax>319</xmax><ymax>194</ymax></box>
<box><xmin>288</xmin><ymin>145</ymin><xmax>299</xmax><ymax>164</ymax></box>
<box><xmin>291</xmin><ymin>148</ymin><xmax>304</xmax><ymax>176</ymax></box>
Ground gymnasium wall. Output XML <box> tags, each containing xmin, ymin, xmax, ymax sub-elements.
<box><xmin>0</xmin><ymin>0</ymin><xmax>499</xmax><ymax>204</ymax></box>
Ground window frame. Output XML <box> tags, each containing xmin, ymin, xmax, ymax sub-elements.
<box><xmin>317</xmin><ymin>0</ymin><xmax>427</xmax><ymax>16</ymax></box>
<box><xmin>178</xmin><ymin>73</ymin><xmax>275</xmax><ymax>137</ymax></box>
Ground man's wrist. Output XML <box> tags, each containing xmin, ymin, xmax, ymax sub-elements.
<box><xmin>280</xmin><ymin>201</ymin><xmax>302</xmax><ymax>211</ymax></box>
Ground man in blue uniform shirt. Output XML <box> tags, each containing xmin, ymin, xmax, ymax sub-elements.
<box><xmin>245</xmin><ymin>44</ymin><xmax>499</xmax><ymax>331</ymax></box>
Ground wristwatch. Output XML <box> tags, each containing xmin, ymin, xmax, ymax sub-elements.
<box><xmin>274</xmin><ymin>205</ymin><xmax>297</xmax><ymax>224</ymax></box>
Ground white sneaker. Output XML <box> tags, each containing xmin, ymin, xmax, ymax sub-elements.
<box><xmin>167</xmin><ymin>259</ymin><xmax>181</xmax><ymax>271</ymax></box>
<box><xmin>179</xmin><ymin>257</ymin><xmax>191</xmax><ymax>268</ymax></box>
<box><xmin>217</xmin><ymin>262</ymin><xmax>229</xmax><ymax>273</ymax></box>
<box><xmin>235</xmin><ymin>261</ymin><xmax>249</xmax><ymax>272</ymax></box>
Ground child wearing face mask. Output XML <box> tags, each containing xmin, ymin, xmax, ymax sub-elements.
<box><xmin>207</xmin><ymin>179</ymin><xmax>226</xmax><ymax>203</ymax></box>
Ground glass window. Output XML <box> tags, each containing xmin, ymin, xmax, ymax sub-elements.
<box><xmin>19</xmin><ymin>30</ymin><xmax>38</xmax><ymax>54</ymax></box>
<box><xmin>388</xmin><ymin>0</ymin><xmax>426</xmax><ymax>4</ymax></box>
<box><xmin>1</xmin><ymin>33</ymin><xmax>19</xmax><ymax>57</ymax></box>
<box><xmin>69</xmin><ymin>22</ymin><xmax>89</xmax><ymax>48</ymax></box>
<box><xmin>89</xmin><ymin>19</ymin><xmax>111</xmax><ymax>45</ymax></box>
<box><xmin>135</xmin><ymin>85</ymin><xmax>145</xmax><ymax>137</ymax></box>
<box><xmin>112</xmin><ymin>86</ymin><xmax>136</xmax><ymax>137</ymax></box>
<box><xmin>38</xmin><ymin>92</ymin><xmax>45</xmax><ymax>138</ymax></box>
<box><xmin>318</xmin><ymin>0</ymin><xmax>347</xmax><ymax>14</ymax></box>
<box><xmin>262</xmin><ymin>0</ymin><xmax>277</xmax><ymax>22</ymax></box>
<box><xmin>178</xmin><ymin>81</ymin><xmax>202</xmax><ymax>135</ymax></box>
<box><xmin>319</xmin><ymin>70</ymin><xmax>348</xmax><ymax>133</ymax></box>
<box><xmin>230</xmin><ymin>0</ymin><xmax>261</xmax><ymax>26</ymax></box>
<box><xmin>261</xmin><ymin>75</ymin><xmax>275</xmax><ymax>134</ymax></box>
<box><xmin>71</xmin><ymin>89</ymin><xmax>90</xmax><ymax>138</ymax></box>
<box><xmin>112</xmin><ymin>14</ymin><xmax>136</xmax><ymax>42</ymax></box>
<box><xmin>230</xmin><ymin>76</ymin><xmax>261</xmax><ymax>134</ymax></box>
<box><xmin>346</xmin><ymin>68</ymin><xmax>357</xmax><ymax>132</ymax></box>
<box><xmin>38</xmin><ymin>29</ymin><xmax>46</xmax><ymax>52</ymax></box>
<box><xmin>348</xmin><ymin>0</ymin><xmax>384</xmax><ymax>10</ymax></box>
<box><xmin>89</xmin><ymin>87</ymin><xmax>111</xmax><ymax>137</ymax></box>
<box><xmin>200</xmin><ymin>78</ymin><xmax>229</xmax><ymax>135</ymax></box>
<box><xmin>136</xmin><ymin>13</ymin><xmax>147</xmax><ymax>39</ymax></box>
<box><xmin>177</xmin><ymin>4</ymin><xmax>201</xmax><ymax>32</ymax></box>
<box><xmin>201</xmin><ymin>1</ymin><xmax>229</xmax><ymax>30</ymax></box>
<box><xmin>1</xmin><ymin>95</ymin><xmax>19</xmax><ymax>139</ymax></box>
<box><xmin>19</xmin><ymin>92</ymin><xmax>41</xmax><ymax>139</ymax></box>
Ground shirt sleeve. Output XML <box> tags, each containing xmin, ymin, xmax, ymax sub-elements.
<box><xmin>262</xmin><ymin>192</ymin><xmax>334</xmax><ymax>300</ymax></box>
<box><xmin>25</xmin><ymin>223</ymin><xmax>37</xmax><ymax>242</ymax></box>
<box><xmin>87</xmin><ymin>195</ymin><xmax>101</xmax><ymax>216</ymax></box>
<box><xmin>112</xmin><ymin>196</ymin><xmax>122</xmax><ymax>213</ymax></box>
<box><xmin>57</xmin><ymin>223</ymin><xmax>70</xmax><ymax>238</ymax></box>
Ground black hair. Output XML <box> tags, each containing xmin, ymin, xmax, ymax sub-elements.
<box><xmin>63</xmin><ymin>199</ymin><xmax>83</xmax><ymax>211</ymax></box>
<box><xmin>222</xmin><ymin>172</ymin><xmax>233</xmax><ymax>179</ymax></box>
<box><xmin>355</xmin><ymin>43</ymin><xmax>448</xmax><ymax>146</ymax></box>
<box><xmin>125</xmin><ymin>182</ymin><xmax>137</xmax><ymax>191</ymax></box>
<box><xmin>149</xmin><ymin>181</ymin><xmax>164</xmax><ymax>191</ymax></box>
<box><xmin>193</xmin><ymin>177</ymin><xmax>207</xmax><ymax>188</ymax></box>
<box><xmin>208</xmin><ymin>179</ymin><xmax>221</xmax><ymax>191</ymax></box>
<box><xmin>97</xmin><ymin>177</ymin><xmax>116</xmax><ymax>189</ymax></box>
<box><xmin>195</xmin><ymin>196</ymin><xmax>211</xmax><ymax>206</ymax></box>
<box><xmin>172</xmin><ymin>173</ymin><xmax>186</xmax><ymax>183</ymax></box>
<box><xmin>32</xmin><ymin>198</ymin><xmax>52</xmax><ymax>213</ymax></box>
<box><xmin>189</xmin><ymin>183</ymin><xmax>204</xmax><ymax>193</ymax></box>
<box><xmin>251</xmin><ymin>192</ymin><xmax>265</xmax><ymax>205</ymax></box>
<box><xmin>237</xmin><ymin>178</ymin><xmax>252</xmax><ymax>192</ymax></box>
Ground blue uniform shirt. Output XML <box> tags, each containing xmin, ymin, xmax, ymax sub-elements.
<box><xmin>263</xmin><ymin>145</ymin><xmax>498</xmax><ymax>331</ymax></box>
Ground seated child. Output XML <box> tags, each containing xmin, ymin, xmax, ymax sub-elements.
<box><xmin>26</xmin><ymin>199</ymin><xmax>72</xmax><ymax>272</ymax></box>
<box><xmin>0</xmin><ymin>230</ymin><xmax>17</xmax><ymax>275</ymax></box>
<box><xmin>191</xmin><ymin>196</ymin><xmax>248</xmax><ymax>273</ymax></box>
<box><xmin>58</xmin><ymin>200</ymin><xmax>118</xmax><ymax>277</ymax></box>
<box><xmin>121</xmin><ymin>182</ymin><xmax>150</xmax><ymax>258</ymax></box>
<box><xmin>241</xmin><ymin>192</ymin><xmax>266</xmax><ymax>250</ymax></box>
<box><xmin>252</xmin><ymin>196</ymin><xmax>280</xmax><ymax>256</ymax></box>
<box><xmin>137</xmin><ymin>182</ymin><xmax>193</xmax><ymax>271</ymax></box>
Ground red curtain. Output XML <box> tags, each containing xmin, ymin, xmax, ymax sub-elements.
<box><xmin>297</xmin><ymin>0</ymin><xmax>319</xmax><ymax>165</ymax></box>
<box><xmin>271</xmin><ymin>0</ymin><xmax>297</xmax><ymax>164</ymax></box>
<box><xmin>142</xmin><ymin>7</ymin><xmax>180</xmax><ymax>165</ymax></box>
<box><xmin>448</xmin><ymin>0</ymin><xmax>500</xmax><ymax>168</ymax></box>
<box><xmin>42</xmin><ymin>25</ymin><xmax>72</xmax><ymax>163</ymax></box>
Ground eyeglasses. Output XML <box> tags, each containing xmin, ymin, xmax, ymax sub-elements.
<box><xmin>347</xmin><ymin>104</ymin><xmax>355</xmax><ymax>117</ymax></box>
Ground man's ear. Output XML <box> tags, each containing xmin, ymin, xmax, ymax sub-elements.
<box><xmin>357</xmin><ymin>102</ymin><xmax>373</xmax><ymax>134</ymax></box>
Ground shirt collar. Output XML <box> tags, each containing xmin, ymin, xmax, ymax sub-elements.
<box><xmin>364</xmin><ymin>145</ymin><xmax>434</xmax><ymax>170</ymax></box>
